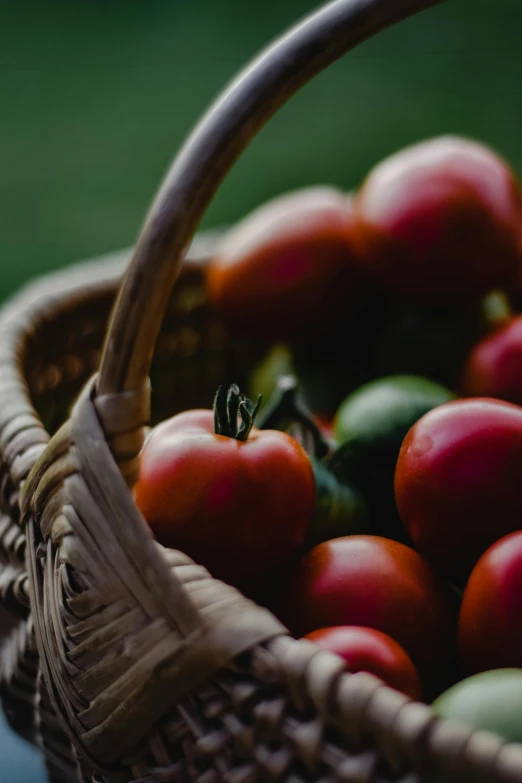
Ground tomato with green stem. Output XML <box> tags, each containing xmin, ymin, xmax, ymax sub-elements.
<box><xmin>256</xmin><ymin>375</ymin><xmax>368</xmax><ymax>546</ymax></box>
<box><xmin>135</xmin><ymin>384</ymin><xmax>315</xmax><ymax>593</ymax></box>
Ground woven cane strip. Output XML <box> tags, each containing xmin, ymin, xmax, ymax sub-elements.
<box><xmin>0</xmin><ymin>616</ymin><xmax>39</xmax><ymax>743</ymax></box>
<box><xmin>0</xmin><ymin>563</ymin><xmax>29</xmax><ymax>617</ymax></box>
<box><xmin>0</xmin><ymin>92</ymin><xmax>519</xmax><ymax>782</ymax></box>
<box><xmin>0</xmin><ymin>512</ymin><xmax>26</xmax><ymax>565</ymax></box>
<box><xmin>70</xmin><ymin>633</ymin><xmax>520</xmax><ymax>783</ymax></box>
<box><xmin>1</xmin><ymin>243</ymin><xmax>520</xmax><ymax>782</ymax></box>
<box><xmin>11</xmin><ymin>295</ymin><xmax>522</xmax><ymax>781</ymax></box>
<box><xmin>0</xmin><ymin>259</ymin><xmax>122</xmax><ymax>780</ymax></box>
<box><xmin>37</xmin><ymin>668</ymin><xmax>86</xmax><ymax>783</ymax></box>
<box><xmin>90</xmin><ymin>647</ymin><xmax>428</xmax><ymax>783</ymax></box>
<box><xmin>20</xmin><ymin>375</ymin><xmax>285</xmax><ymax>771</ymax></box>
<box><xmin>0</xmin><ymin>236</ymin><xmax>223</xmax><ymax>782</ymax></box>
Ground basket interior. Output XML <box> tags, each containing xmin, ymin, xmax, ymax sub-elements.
<box><xmin>21</xmin><ymin>260</ymin><xmax>264</xmax><ymax>438</ymax></box>
<box><xmin>5</xmin><ymin>251</ymin><xmax>522</xmax><ymax>783</ymax></box>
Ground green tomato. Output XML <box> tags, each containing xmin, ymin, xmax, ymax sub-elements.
<box><xmin>432</xmin><ymin>669</ymin><xmax>522</xmax><ymax>743</ymax></box>
<box><xmin>329</xmin><ymin>375</ymin><xmax>455</xmax><ymax>541</ymax></box>
<box><xmin>334</xmin><ymin>374</ymin><xmax>456</xmax><ymax>448</ymax></box>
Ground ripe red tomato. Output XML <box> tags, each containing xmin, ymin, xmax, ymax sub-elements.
<box><xmin>395</xmin><ymin>398</ymin><xmax>522</xmax><ymax>583</ymax></box>
<box><xmin>461</xmin><ymin>315</ymin><xmax>522</xmax><ymax>405</ymax></box>
<box><xmin>352</xmin><ymin>136</ymin><xmax>522</xmax><ymax>298</ymax></box>
<box><xmin>135</xmin><ymin>392</ymin><xmax>315</xmax><ymax>593</ymax></box>
<box><xmin>305</xmin><ymin>626</ymin><xmax>422</xmax><ymax>700</ymax></box>
<box><xmin>280</xmin><ymin>535</ymin><xmax>456</xmax><ymax>694</ymax></box>
<box><xmin>459</xmin><ymin>531</ymin><xmax>522</xmax><ymax>675</ymax></box>
<box><xmin>207</xmin><ymin>186</ymin><xmax>362</xmax><ymax>340</ymax></box>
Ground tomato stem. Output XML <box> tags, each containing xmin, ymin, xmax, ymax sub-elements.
<box><xmin>256</xmin><ymin>374</ymin><xmax>330</xmax><ymax>458</ymax></box>
<box><xmin>237</xmin><ymin>396</ymin><xmax>262</xmax><ymax>441</ymax></box>
<box><xmin>213</xmin><ymin>383</ymin><xmax>262</xmax><ymax>440</ymax></box>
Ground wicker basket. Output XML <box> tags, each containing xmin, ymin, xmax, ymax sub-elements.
<box><xmin>2</xmin><ymin>0</ymin><xmax>522</xmax><ymax>780</ymax></box>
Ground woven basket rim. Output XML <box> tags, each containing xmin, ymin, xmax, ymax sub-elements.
<box><xmin>2</xmin><ymin>229</ymin><xmax>522</xmax><ymax>783</ymax></box>
<box><xmin>3</xmin><ymin>0</ymin><xmax>522</xmax><ymax>778</ymax></box>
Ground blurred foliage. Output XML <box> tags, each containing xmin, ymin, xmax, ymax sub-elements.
<box><xmin>0</xmin><ymin>0</ymin><xmax>521</xmax><ymax>301</ymax></box>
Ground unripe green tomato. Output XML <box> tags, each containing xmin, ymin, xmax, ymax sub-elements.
<box><xmin>432</xmin><ymin>669</ymin><xmax>522</xmax><ymax>743</ymax></box>
<box><xmin>329</xmin><ymin>375</ymin><xmax>455</xmax><ymax>541</ymax></box>
<box><xmin>334</xmin><ymin>374</ymin><xmax>455</xmax><ymax>452</ymax></box>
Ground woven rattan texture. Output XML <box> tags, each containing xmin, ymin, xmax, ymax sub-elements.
<box><xmin>0</xmin><ymin>241</ymin><xmax>520</xmax><ymax>782</ymax></box>
<box><xmin>10</xmin><ymin>0</ymin><xmax>513</xmax><ymax>776</ymax></box>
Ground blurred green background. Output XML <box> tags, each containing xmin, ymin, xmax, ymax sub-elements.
<box><xmin>1</xmin><ymin>0</ymin><xmax>522</xmax><ymax>303</ymax></box>
<box><xmin>0</xmin><ymin>1</ymin><xmax>521</xmax><ymax>780</ymax></box>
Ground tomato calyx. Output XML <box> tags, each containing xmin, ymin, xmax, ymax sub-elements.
<box><xmin>213</xmin><ymin>383</ymin><xmax>262</xmax><ymax>441</ymax></box>
<box><xmin>256</xmin><ymin>374</ymin><xmax>331</xmax><ymax>458</ymax></box>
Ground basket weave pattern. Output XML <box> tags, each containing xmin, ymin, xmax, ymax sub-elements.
<box><xmin>2</xmin><ymin>0</ymin><xmax>522</xmax><ymax>781</ymax></box>
<box><xmin>0</xmin><ymin>246</ymin><xmax>520</xmax><ymax>782</ymax></box>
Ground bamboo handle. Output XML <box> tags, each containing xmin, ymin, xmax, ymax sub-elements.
<box><xmin>97</xmin><ymin>0</ymin><xmax>444</xmax><ymax>398</ymax></box>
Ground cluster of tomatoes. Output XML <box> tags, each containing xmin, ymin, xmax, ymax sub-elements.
<box><xmin>135</xmin><ymin>135</ymin><xmax>522</xmax><ymax>741</ymax></box>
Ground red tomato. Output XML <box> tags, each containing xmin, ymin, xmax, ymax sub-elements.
<box><xmin>461</xmin><ymin>315</ymin><xmax>522</xmax><ymax>405</ymax></box>
<box><xmin>459</xmin><ymin>531</ymin><xmax>522</xmax><ymax>675</ymax></box>
<box><xmin>207</xmin><ymin>187</ymin><xmax>362</xmax><ymax>340</ymax></box>
<box><xmin>305</xmin><ymin>626</ymin><xmax>422</xmax><ymax>700</ymax></box>
<box><xmin>352</xmin><ymin>136</ymin><xmax>522</xmax><ymax>298</ymax></box>
<box><xmin>135</xmin><ymin>402</ymin><xmax>315</xmax><ymax>593</ymax></box>
<box><xmin>280</xmin><ymin>535</ymin><xmax>456</xmax><ymax>694</ymax></box>
<box><xmin>395</xmin><ymin>398</ymin><xmax>522</xmax><ymax>583</ymax></box>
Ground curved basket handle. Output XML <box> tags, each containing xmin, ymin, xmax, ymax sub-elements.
<box><xmin>97</xmin><ymin>0</ymin><xmax>443</xmax><ymax>395</ymax></box>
